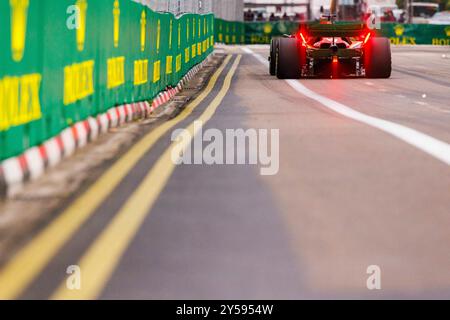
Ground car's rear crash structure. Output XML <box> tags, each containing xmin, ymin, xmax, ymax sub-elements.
<box><xmin>269</xmin><ymin>22</ymin><xmax>392</xmax><ymax>79</ymax></box>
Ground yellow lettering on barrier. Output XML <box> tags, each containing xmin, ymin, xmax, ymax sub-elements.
<box><xmin>197</xmin><ymin>42</ymin><xmax>202</xmax><ymax>55</ymax></box>
<box><xmin>0</xmin><ymin>80</ymin><xmax>9</xmax><ymax>130</ymax></box>
<box><xmin>178</xmin><ymin>24</ymin><xmax>181</xmax><ymax>49</ymax></box>
<box><xmin>64</xmin><ymin>60</ymin><xmax>94</xmax><ymax>105</ymax></box>
<box><xmin>187</xmin><ymin>19</ymin><xmax>190</xmax><ymax>42</ymax></box>
<box><xmin>0</xmin><ymin>73</ymin><xmax>42</xmax><ymax>131</ymax></box>
<box><xmin>176</xmin><ymin>54</ymin><xmax>181</xmax><ymax>72</ymax></box>
<box><xmin>140</xmin><ymin>10</ymin><xmax>146</xmax><ymax>52</ymax></box>
<box><xmin>389</xmin><ymin>37</ymin><xmax>417</xmax><ymax>45</ymax></box>
<box><xmin>250</xmin><ymin>34</ymin><xmax>270</xmax><ymax>44</ymax></box>
<box><xmin>157</xmin><ymin>19</ymin><xmax>161</xmax><ymax>53</ymax></box>
<box><xmin>134</xmin><ymin>59</ymin><xmax>148</xmax><ymax>86</ymax></box>
<box><xmin>107</xmin><ymin>56</ymin><xmax>125</xmax><ymax>89</ymax></box>
<box><xmin>169</xmin><ymin>19</ymin><xmax>173</xmax><ymax>49</ymax></box>
<box><xmin>185</xmin><ymin>48</ymin><xmax>190</xmax><ymax>63</ymax></box>
<box><xmin>192</xmin><ymin>44</ymin><xmax>197</xmax><ymax>58</ymax></box>
<box><xmin>153</xmin><ymin>61</ymin><xmax>161</xmax><ymax>83</ymax></box>
<box><xmin>5</xmin><ymin>79</ymin><xmax>19</xmax><ymax>127</ymax></box>
<box><xmin>166</xmin><ymin>56</ymin><xmax>173</xmax><ymax>74</ymax></box>
<box><xmin>113</xmin><ymin>0</ymin><xmax>120</xmax><ymax>48</ymax></box>
<box><xmin>10</xmin><ymin>0</ymin><xmax>29</xmax><ymax>62</ymax></box>
<box><xmin>0</xmin><ymin>84</ymin><xmax>5</xmax><ymax>130</ymax></box>
<box><xmin>76</xmin><ymin>0</ymin><xmax>88</xmax><ymax>52</ymax></box>
<box><xmin>432</xmin><ymin>38</ymin><xmax>450</xmax><ymax>45</ymax></box>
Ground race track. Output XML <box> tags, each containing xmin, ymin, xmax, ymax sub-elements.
<box><xmin>0</xmin><ymin>45</ymin><xmax>449</xmax><ymax>299</ymax></box>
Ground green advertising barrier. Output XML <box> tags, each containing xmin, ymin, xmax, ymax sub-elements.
<box><xmin>380</xmin><ymin>23</ymin><xmax>450</xmax><ymax>45</ymax></box>
<box><xmin>214</xmin><ymin>18</ymin><xmax>246</xmax><ymax>45</ymax></box>
<box><xmin>245</xmin><ymin>21</ymin><xmax>299</xmax><ymax>44</ymax></box>
<box><xmin>0</xmin><ymin>0</ymin><xmax>214</xmax><ymax>161</ymax></box>
<box><xmin>244</xmin><ymin>21</ymin><xmax>450</xmax><ymax>45</ymax></box>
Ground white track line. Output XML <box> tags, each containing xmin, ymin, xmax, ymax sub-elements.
<box><xmin>242</xmin><ymin>47</ymin><xmax>450</xmax><ymax>166</ymax></box>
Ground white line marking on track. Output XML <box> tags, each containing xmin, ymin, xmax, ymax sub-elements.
<box><xmin>243</xmin><ymin>46</ymin><xmax>450</xmax><ymax>166</ymax></box>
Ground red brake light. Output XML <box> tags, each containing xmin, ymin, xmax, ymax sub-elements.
<box><xmin>332</xmin><ymin>56</ymin><xmax>338</xmax><ymax>64</ymax></box>
<box><xmin>298</xmin><ymin>32</ymin><xmax>307</xmax><ymax>46</ymax></box>
<box><xmin>363</xmin><ymin>32</ymin><xmax>371</xmax><ymax>45</ymax></box>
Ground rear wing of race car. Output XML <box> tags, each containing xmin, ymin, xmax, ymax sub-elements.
<box><xmin>298</xmin><ymin>22</ymin><xmax>374</xmax><ymax>38</ymax></box>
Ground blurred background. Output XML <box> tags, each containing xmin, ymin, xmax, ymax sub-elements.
<box><xmin>136</xmin><ymin>0</ymin><xmax>450</xmax><ymax>26</ymax></box>
<box><xmin>243</xmin><ymin>0</ymin><xmax>449</xmax><ymax>24</ymax></box>
<box><xmin>139</xmin><ymin>0</ymin><xmax>450</xmax><ymax>25</ymax></box>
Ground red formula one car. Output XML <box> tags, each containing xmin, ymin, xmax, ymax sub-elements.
<box><xmin>269</xmin><ymin>20</ymin><xmax>392</xmax><ymax>79</ymax></box>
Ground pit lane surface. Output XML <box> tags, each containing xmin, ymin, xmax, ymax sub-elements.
<box><xmin>0</xmin><ymin>46</ymin><xmax>449</xmax><ymax>299</ymax></box>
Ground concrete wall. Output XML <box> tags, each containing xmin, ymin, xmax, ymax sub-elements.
<box><xmin>133</xmin><ymin>0</ymin><xmax>244</xmax><ymax>21</ymax></box>
<box><xmin>212</xmin><ymin>0</ymin><xmax>245</xmax><ymax>21</ymax></box>
<box><xmin>133</xmin><ymin>0</ymin><xmax>213</xmax><ymax>15</ymax></box>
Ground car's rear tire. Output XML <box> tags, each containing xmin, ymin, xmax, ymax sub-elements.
<box><xmin>364</xmin><ymin>37</ymin><xmax>392</xmax><ymax>79</ymax></box>
<box><xmin>276</xmin><ymin>38</ymin><xmax>301</xmax><ymax>79</ymax></box>
<box><xmin>269</xmin><ymin>38</ymin><xmax>279</xmax><ymax>76</ymax></box>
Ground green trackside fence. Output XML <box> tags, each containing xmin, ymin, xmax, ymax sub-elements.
<box><xmin>0</xmin><ymin>0</ymin><xmax>215</xmax><ymax>161</ymax></box>
<box><xmin>380</xmin><ymin>23</ymin><xmax>450</xmax><ymax>45</ymax></box>
<box><xmin>214</xmin><ymin>18</ymin><xmax>246</xmax><ymax>45</ymax></box>
<box><xmin>244</xmin><ymin>22</ymin><xmax>450</xmax><ymax>45</ymax></box>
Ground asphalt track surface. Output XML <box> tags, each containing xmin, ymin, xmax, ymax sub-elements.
<box><xmin>0</xmin><ymin>45</ymin><xmax>449</xmax><ymax>299</ymax></box>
